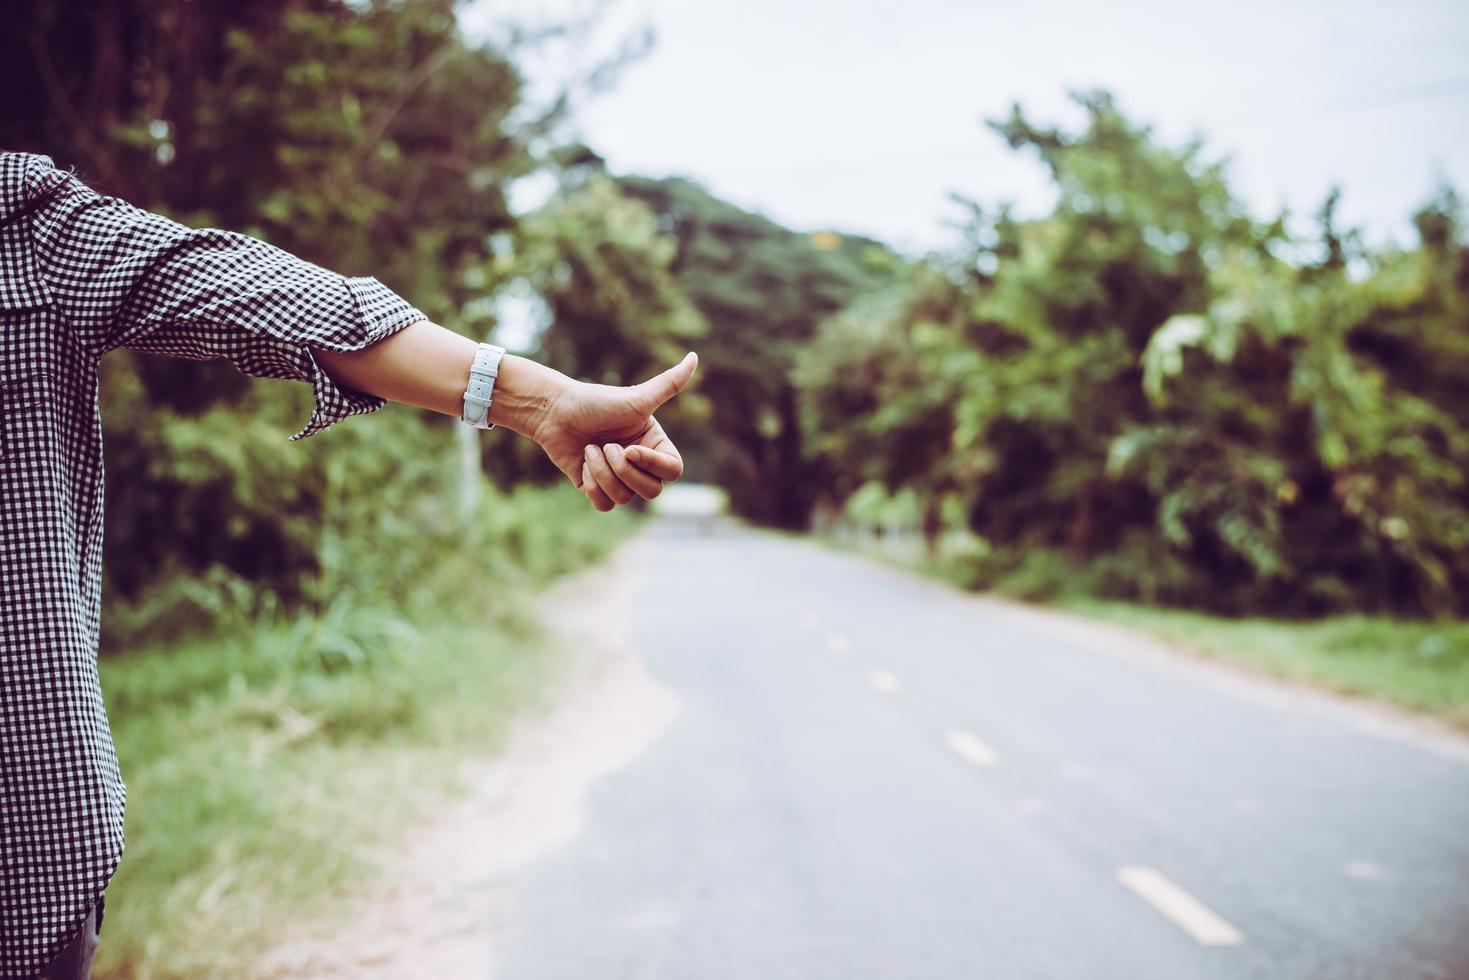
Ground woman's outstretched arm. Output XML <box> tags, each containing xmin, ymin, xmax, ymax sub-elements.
<box><xmin>315</xmin><ymin>320</ymin><xmax>697</xmax><ymax>510</ymax></box>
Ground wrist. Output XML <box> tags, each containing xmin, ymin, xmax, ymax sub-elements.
<box><xmin>487</xmin><ymin>354</ymin><xmax>569</xmax><ymax>439</ymax></box>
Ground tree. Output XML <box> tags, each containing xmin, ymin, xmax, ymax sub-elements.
<box><xmin>3</xmin><ymin>0</ymin><xmax>535</xmax><ymax>625</ymax></box>
<box><xmin>799</xmin><ymin>91</ymin><xmax>1469</xmax><ymax>616</ymax></box>
<box><xmin>487</xmin><ymin>170</ymin><xmax>707</xmax><ymax>487</ymax></box>
<box><xmin>618</xmin><ymin>176</ymin><xmax>899</xmax><ymax>528</ymax></box>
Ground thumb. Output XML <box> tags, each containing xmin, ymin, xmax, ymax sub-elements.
<box><xmin>631</xmin><ymin>352</ymin><xmax>698</xmax><ymax>413</ymax></box>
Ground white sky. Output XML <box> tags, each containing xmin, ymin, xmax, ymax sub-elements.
<box><xmin>471</xmin><ymin>0</ymin><xmax>1469</xmax><ymax>253</ymax></box>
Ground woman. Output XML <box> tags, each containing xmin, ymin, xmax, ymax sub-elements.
<box><xmin>0</xmin><ymin>151</ymin><xmax>694</xmax><ymax>979</ymax></box>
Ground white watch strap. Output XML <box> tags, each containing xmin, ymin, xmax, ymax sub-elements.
<box><xmin>462</xmin><ymin>343</ymin><xmax>506</xmax><ymax>429</ymax></box>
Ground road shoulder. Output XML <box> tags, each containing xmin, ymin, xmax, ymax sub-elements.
<box><xmin>841</xmin><ymin>544</ymin><xmax>1469</xmax><ymax>764</ymax></box>
<box><xmin>255</xmin><ymin>536</ymin><xmax>680</xmax><ymax>978</ymax></box>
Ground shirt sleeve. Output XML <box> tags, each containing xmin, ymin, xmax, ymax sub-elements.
<box><xmin>25</xmin><ymin>158</ymin><xmax>427</xmax><ymax>440</ymax></box>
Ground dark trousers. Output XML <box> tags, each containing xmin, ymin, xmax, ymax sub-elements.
<box><xmin>40</xmin><ymin>899</ymin><xmax>102</xmax><ymax>980</ymax></box>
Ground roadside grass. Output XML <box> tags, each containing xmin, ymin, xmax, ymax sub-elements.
<box><xmin>1058</xmin><ymin>599</ymin><xmax>1469</xmax><ymax>729</ymax></box>
<box><xmin>817</xmin><ymin>530</ymin><xmax>1469</xmax><ymax>732</ymax></box>
<box><xmin>93</xmin><ymin>489</ymin><xmax>636</xmax><ymax>979</ymax></box>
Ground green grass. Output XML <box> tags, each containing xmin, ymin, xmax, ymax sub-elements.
<box><xmin>93</xmin><ymin>491</ymin><xmax>636</xmax><ymax>979</ymax></box>
<box><xmin>1059</xmin><ymin>599</ymin><xmax>1469</xmax><ymax>729</ymax></box>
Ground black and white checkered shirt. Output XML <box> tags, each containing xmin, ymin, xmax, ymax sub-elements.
<box><xmin>0</xmin><ymin>153</ymin><xmax>424</xmax><ymax>976</ymax></box>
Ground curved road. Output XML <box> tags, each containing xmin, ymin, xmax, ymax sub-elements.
<box><xmin>497</xmin><ymin>517</ymin><xmax>1469</xmax><ymax>980</ymax></box>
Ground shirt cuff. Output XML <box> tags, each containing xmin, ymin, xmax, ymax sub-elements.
<box><xmin>289</xmin><ymin>276</ymin><xmax>425</xmax><ymax>441</ymax></box>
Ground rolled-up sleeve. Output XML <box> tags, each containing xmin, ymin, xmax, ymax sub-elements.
<box><xmin>26</xmin><ymin>157</ymin><xmax>425</xmax><ymax>439</ymax></box>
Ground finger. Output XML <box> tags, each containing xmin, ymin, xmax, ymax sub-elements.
<box><xmin>605</xmin><ymin>443</ymin><xmax>663</xmax><ymax>500</ymax></box>
<box><xmin>624</xmin><ymin>444</ymin><xmax>684</xmax><ymax>482</ymax></box>
<box><xmin>584</xmin><ymin>444</ymin><xmax>636</xmax><ymax>506</ymax></box>
<box><xmin>580</xmin><ymin>461</ymin><xmax>615</xmax><ymax>512</ymax></box>
<box><xmin>631</xmin><ymin>352</ymin><xmax>698</xmax><ymax>414</ymax></box>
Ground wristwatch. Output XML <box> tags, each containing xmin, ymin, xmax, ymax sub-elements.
<box><xmin>462</xmin><ymin>342</ymin><xmax>506</xmax><ymax>429</ymax></box>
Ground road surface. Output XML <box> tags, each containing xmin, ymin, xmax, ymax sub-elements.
<box><xmin>496</xmin><ymin>517</ymin><xmax>1469</xmax><ymax>980</ymax></box>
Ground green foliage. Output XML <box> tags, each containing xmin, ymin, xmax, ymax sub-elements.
<box><xmin>6</xmin><ymin>0</ymin><xmax>1464</xmax><ymax>631</ymax></box>
<box><xmin>798</xmin><ymin>268</ymin><xmax>978</xmax><ymax>542</ymax></box>
<box><xmin>519</xmin><ymin>174</ymin><xmax>705</xmax><ymax>386</ymax></box>
<box><xmin>841</xmin><ymin>481</ymin><xmax>923</xmax><ymax>527</ymax></box>
<box><xmin>478</xmin><ymin>172</ymin><xmax>711</xmax><ymax>487</ymax></box>
<box><xmin>6</xmin><ymin>1</ymin><xmax>664</xmax><ymax>635</ymax></box>
<box><xmin>801</xmin><ymin>92</ymin><xmax>1469</xmax><ymax>618</ymax></box>
<box><xmin>3</xmin><ymin>1</ymin><xmax>534</xmax><ymax>632</ymax></box>
<box><xmin>618</xmin><ymin>176</ymin><xmax>900</xmax><ymax>528</ymax></box>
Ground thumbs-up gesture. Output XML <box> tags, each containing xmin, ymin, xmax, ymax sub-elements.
<box><xmin>531</xmin><ymin>353</ymin><xmax>699</xmax><ymax>511</ymax></box>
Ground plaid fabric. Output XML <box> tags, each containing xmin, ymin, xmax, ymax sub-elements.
<box><xmin>0</xmin><ymin>153</ymin><xmax>425</xmax><ymax>976</ymax></box>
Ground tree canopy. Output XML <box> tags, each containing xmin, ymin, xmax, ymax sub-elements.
<box><xmin>799</xmin><ymin>93</ymin><xmax>1469</xmax><ymax>617</ymax></box>
<box><xmin>4</xmin><ymin>7</ymin><xmax>1464</xmax><ymax>626</ymax></box>
<box><xmin>617</xmin><ymin>175</ymin><xmax>900</xmax><ymax>527</ymax></box>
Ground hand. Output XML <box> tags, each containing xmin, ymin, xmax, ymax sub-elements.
<box><xmin>531</xmin><ymin>353</ymin><xmax>698</xmax><ymax>511</ymax></box>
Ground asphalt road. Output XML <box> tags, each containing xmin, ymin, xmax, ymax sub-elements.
<box><xmin>497</xmin><ymin>517</ymin><xmax>1469</xmax><ymax>980</ymax></box>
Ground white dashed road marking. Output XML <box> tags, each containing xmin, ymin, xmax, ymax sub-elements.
<box><xmin>1344</xmin><ymin>860</ymin><xmax>1382</xmax><ymax>880</ymax></box>
<box><xmin>945</xmin><ymin>729</ymin><xmax>1000</xmax><ymax>767</ymax></box>
<box><xmin>824</xmin><ymin>632</ymin><xmax>851</xmax><ymax>654</ymax></box>
<box><xmin>866</xmin><ymin>669</ymin><xmax>901</xmax><ymax>695</ymax></box>
<box><xmin>799</xmin><ymin>611</ymin><xmax>819</xmax><ymax>631</ymax></box>
<box><xmin>1116</xmin><ymin>867</ymin><xmax>1244</xmax><ymax>946</ymax></box>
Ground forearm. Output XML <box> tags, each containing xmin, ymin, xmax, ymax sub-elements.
<box><xmin>312</xmin><ymin>320</ymin><xmax>567</xmax><ymax>438</ymax></box>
